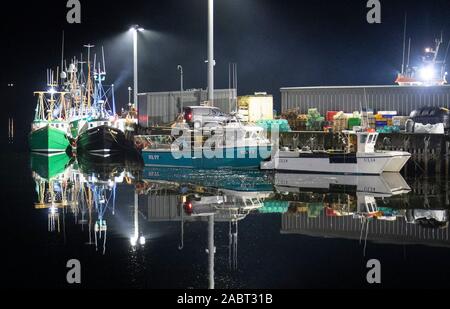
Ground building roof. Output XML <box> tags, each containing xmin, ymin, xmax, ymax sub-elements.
<box><xmin>280</xmin><ymin>85</ymin><xmax>450</xmax><ymax>91</ymax></box>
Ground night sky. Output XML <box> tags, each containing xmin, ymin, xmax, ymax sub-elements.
<box><xmin>2</xmin><ymin>0</ymin><xmax>450</xmax><ymax>146</ymax></box>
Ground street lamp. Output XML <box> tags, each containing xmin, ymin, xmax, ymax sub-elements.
<box><xmin>177</xmin><ymin>65</ymin><xmax>184</xmax><ymax>110</ymax></box>
<box><xmin>207</xmin><ymin>0</ymin><xmax>215</xmax><ymax>105</ymax></box>
<box><xmin>130</xmin><ymin>25</ymin><xmax>144</xmax><ymax>112</ymax></box>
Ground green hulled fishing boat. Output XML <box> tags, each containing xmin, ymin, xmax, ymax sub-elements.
<box><xmin>30</xmin><ymin>121</ymin><xmax>70</xmax><ymax>154</ymax></box>
<box><xmin>29</xmin><ymin>89</ymin><xmax>70</xmax><ymax>154</ymax></box>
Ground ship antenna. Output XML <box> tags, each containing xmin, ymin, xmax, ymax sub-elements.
<box><xmin>94</xmin><ymin>53</ymin><xmax>97</xmax><ymax>74</ymax></box>
<box><xmin>102</xmin><ymin>46</ymin><xmax>106</xmax><ymax>74</ymax></box>
<box><xmin>407</xmin><ymin>38</ymin><xmax>411</xmax><ymax>69</ymax></box>
<box><xmin>60</xmin><ymin>30</ymin><xmax>65</xmax><ymax>85</ymax></box>
<box><xmin>401</xmin><ymin>13</ymin><xmax>408</xmax><ymax>74</ymax></box>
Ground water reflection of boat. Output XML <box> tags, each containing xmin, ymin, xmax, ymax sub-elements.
<box><xmin>142</xmin><ymin>167</ymin><xmax>273</xmax><ymax>193</ymax></box>
<box><xmin>274</xmin><ymin>173</ymin><xmax>411</xmax><ymax>197</ymax></box>
<box><xmin>270</xmin><ymin>172</ymin><xmax>450</xmax><ymax>249</ymax></box>
<box><xmin>31</xmin><ymin>152</ymin><xmax>73</xmax><ymax>181</ymax></box>
<box><xmin>31</xmin><ymin>153</ymin><xmax>74</xmax><ymax>232</ymax></box>
<box><xmin>77</xmin><ymin>152</ymin><xmax>143</xmax><ymax>182</ymax></box>
<box><xmin>31</xmin><ymin>153</ymin><xmax>142</xmax><ymax>254</ymax></box>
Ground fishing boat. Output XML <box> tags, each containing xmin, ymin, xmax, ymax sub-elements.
<box><xmin>73</xmin><ymin>46</ymin><xmax>138</xmax><ymax>156</ymax></box>
<box><xmin>138</xmin><ymin>122</ymin><xmax>272</xmax><ymax>169</ymax></box>
<box><xmin>261</xmin><ymin>130</ymin><xmax>411</xmax><ymax>175</ymax></box>
<box><xmin>30</xmin><ymin>88</ymin><xmax>71</xmax><ymax>154</ymax></box>
<box><xmin>395</xmin><ymin>32</ymin><xmax>448</xmax><ymax>86</ymax></box>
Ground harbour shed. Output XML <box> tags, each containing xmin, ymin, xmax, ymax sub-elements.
<box><xmin>138</xmin><ymin>88</ymin><xmax>237</xmax><ymax>127</ymax></box>
<box><xmin>281</xmin><ymin>85</ymin><xmax>450</xmax><ymax>116</ymax></box>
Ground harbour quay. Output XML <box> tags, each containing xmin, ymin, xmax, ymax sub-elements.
<box><xmin>277</xmin><ymin>85</ymin><xmax>450</xmax><ymax>176</ymax></box>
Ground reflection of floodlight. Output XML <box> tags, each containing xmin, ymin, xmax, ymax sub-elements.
<box><xmin>139</xmin><ymin>236</ymin><xmax>146</xmax><ymax>246</ymax></box>
<box><xmin>420</xmin><ymin>66</ymin><xmax>435</xmax><ymax>81</ymax></box>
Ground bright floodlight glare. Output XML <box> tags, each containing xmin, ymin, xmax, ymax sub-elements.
<box><xmin>130</xmin><ymin>236</ymin><xmax>137</xmax><ymax>247</ymax></box>
<box><xmin>48</xmin><ymin>87</ymin><xmax>57</xmax><ymax>94</ymax></box>
<box><xmin>420</xmin><ymin>66</ymin><xmax>436</xmax><ymax>81</ymax></box>
<box><xmin>139</xmin><ymin>236</ymin><xmax>146</xmax><ymax>246</ymax></box>
<box><xmin>130</xmin><ymin>25</ymin><xmax>144</xmax><ymax>32</ymax></box>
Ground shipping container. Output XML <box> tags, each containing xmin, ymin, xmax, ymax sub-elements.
<box><xmin>281</xmin><ymin>85</ymin><xmax>450</xmax><ymax>116</ymax></box>
<box><xmin>138</xmin><ymin>88</ymin><xmax>237</xmax><ymax>127</ymax></box>
<box><xmin>238</xmin><ymin>94</ymin><xmax>274</xmax><ymax>122</ymax></box>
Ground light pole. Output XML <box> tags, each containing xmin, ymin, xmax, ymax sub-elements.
<box><xmin>207</xmin><ymin>0</ymin><xmax>215</xmax><ymax>105</ymax></box>
<box><xmin>177</xmin><ymin>65</ymin><xmax>184</xmax><ymax>110</ymax></box>
<box><xmin>130</xmin><ymin>25</ymin><xmax>144</xmax><ymax>112</ymax></box>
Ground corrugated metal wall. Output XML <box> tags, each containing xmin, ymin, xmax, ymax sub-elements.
<box><xmin>138</xmin><ymin>88</ymin><xmax>237</xmax><ymax>127</ymax></box>
<box><xmin>139</xmin><ymin>194</ymin><xmax>180</xmax><ymax>222</ymax></box>
<box><xmin>281</xmin><ymin>85</ymin><xmax>450</xmax><ymax>116</ymax></box>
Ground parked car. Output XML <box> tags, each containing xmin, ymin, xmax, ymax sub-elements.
<box><xmin>183</xmin><ymin>106</ymin><xmax>232</xmax><ymax>129</ymax></box>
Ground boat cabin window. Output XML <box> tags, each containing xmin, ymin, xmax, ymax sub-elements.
<box><xmin>360</xmin><ymin>134</ymin><xmax>368</xmax><ymax>144</ymax></box>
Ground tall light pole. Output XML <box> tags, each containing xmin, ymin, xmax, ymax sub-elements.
<box><xmin>207</xmin><ymin>0</ymin><xmax>215</xmax><ymax>105</ymax></box>
<box><xmin>130</xmin><ymin>25</ymin><xmax>144</xmax><ymax>111</ymax></box>
<box><xmin>177</xmin><ymin>65</ymin><xmax>184</xmax><ymax>110</ymax></box>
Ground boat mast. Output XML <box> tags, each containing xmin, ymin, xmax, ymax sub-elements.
<box><xmin>401</xmin><ymin>13</ymin><xmax>407</xmax><ymax>75</ymax></box>
<box><xmin>84</xmin><ymin>44</ymin><xmax>95</xmax><ymax>111</ymax></box>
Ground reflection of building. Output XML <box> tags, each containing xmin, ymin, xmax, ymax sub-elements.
<box><xmin>282</xmin><ymin>211</ymin><xmax>450</xmax><ymax>248</ymax></box>
<box><xmin>268</xmin><ymin>172</ymin><xmax>450</xmax><ymax>249</ymax></box>
<box><xmin>138</xmin><ymin>169</ymin><xmax>272</xmax><ymax>289</ymax></box>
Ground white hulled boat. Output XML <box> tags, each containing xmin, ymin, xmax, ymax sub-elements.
<box><xmin>261</xmin><ymin>130</ymin><xmax>411</xmax><ymax>175</ymax></box>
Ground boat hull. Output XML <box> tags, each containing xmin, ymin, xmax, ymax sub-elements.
<box><xmin>382</xmin><ymin>152</ymin><xmax>412</xmax><ymax>172</ymax></box>
<box><xmin>76</xmin><ymin>125</ymin><xmax>137</xmax><ymax>157</ymax></box>
<box><xmin>142</xmin><ymin>146</ymin><xmax>271</xmax><ymax>169</ymax></box>
<box><xmin>29</xmin><ymin>126</ymin><xmax>69</xmax><ymax>153</ymax></box>
<box><xmin>261</xmin><ymin>151</ymin><xmax>411</xmax><ymax>175</ymax></box>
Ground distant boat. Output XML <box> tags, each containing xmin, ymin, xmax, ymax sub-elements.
<box><xmin>395</xmin><ymin>33</ymin><xmax>448</xmax><ymax>86</ymax></box>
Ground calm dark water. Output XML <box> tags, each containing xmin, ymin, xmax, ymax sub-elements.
<box><xmin>2</xmin><ymin>148</ymin><xmax>450</xmax><ymax>289</ymax></box>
